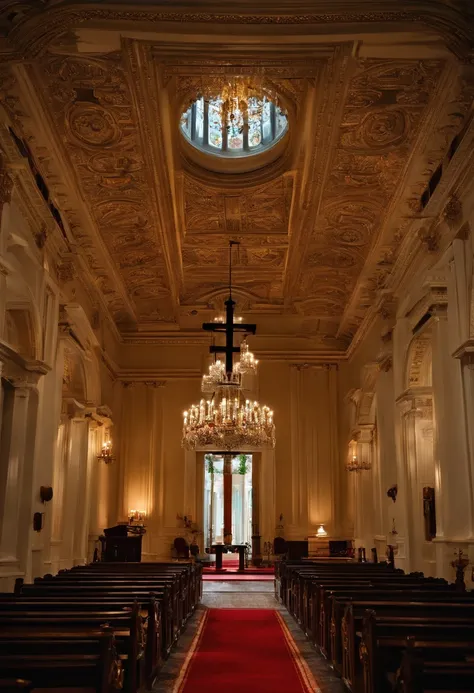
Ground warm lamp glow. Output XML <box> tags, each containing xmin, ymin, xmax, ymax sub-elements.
<box><xmin>98</xmin><ymin>439</ymin><xmax>115</xmax><ymax>464</ymax></box>
<box><xmin>129</xmin><ymin>509</ymin><xmax>146</xmax><ymax>523</ymax></box>
<box><xmin>316</xmin><ymin>524</ymin><xmax>328</xmax><ymax>538</ymax></box>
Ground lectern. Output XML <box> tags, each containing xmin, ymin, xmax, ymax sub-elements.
<box><xmin>99</xmin><ymin>524</ymin><xmax>145</xmax><ymax>562</ymax></box>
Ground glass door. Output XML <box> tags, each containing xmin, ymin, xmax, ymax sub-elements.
<box><xmin>203</xmin><ymin>453</ymin><xmax>252</xmax><ymax>551</ymax></box>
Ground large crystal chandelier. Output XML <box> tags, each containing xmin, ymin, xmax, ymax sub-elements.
<box><xmin>182</xmin><ymin>242</ymin><xmax>275</xmax><ymax>451</ymax></box>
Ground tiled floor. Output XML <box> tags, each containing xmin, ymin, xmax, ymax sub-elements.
<box><xmin>153</xmin><ymin>580</ymin><xmax>345</xmax><ymax>692</ymax></box>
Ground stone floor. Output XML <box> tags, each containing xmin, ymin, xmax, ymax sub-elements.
<box><xmin>153</xmin><ymin>580</ymin><xmax>346</xmax><ymax>692</ymax></box>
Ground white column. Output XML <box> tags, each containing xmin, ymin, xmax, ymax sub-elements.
<box><xmin>259</xmin><ymin>448</ymin><xmax>276</xmax><ymax>548</ymax></box>
<box><xmin>289</xmin><ymin>365</ymin><xmax>303</xmax><ymax>536</ymax></box>
<box><xmin>374</xmin><ymin>364</ymin><xmax>396</xmax><ymax>557</ymax></box>
<box><xmin>0</xmin><ymin>260</ymin><xmax>8</xmax><ymax>341</ymax></box>
<box><xmin>119</xmin><ymin>382</ymin><xmax>165</xmax><ymax>559</ymax></box>
<box><xmin>326</xmin><ymin>365</ymin><xmax>340</xmax><ymax>536</ymax></box>
<box><xmin>183</xmin><ymin>449</ymin><xmax>197</xmax><ymax>521</ymax></box>
<box><xmin>87</xmin><ymin>423</ymin><xmax>102</xmax><ymax>561</ymax></box>
<box><xmin>353</xmin><ymin>427</ymin><xmax>375</xmax><ymax>551</ymax></box>
<box><xmin>60</xmin><ymin>414</ymin><xmax>88</xmax><ymax>568</ymax></box>
<box><xmin>431</xmin><ymin>311</ymin><xmax>474</xmax><ymax>578</ymax></box>
<box><xmin>395</xmin><ymin>396</ymin><xmax>424</xmax><ymax>573</ymax></box>
<box><xmin>0</xmin><ymin>380</ymin><xmax>35</xmax><ymax>566</ymax></box>
<box><xmin>29</xmin><ymin>345</ymin><xmax>63</xmax><ymax>579</ymax></box>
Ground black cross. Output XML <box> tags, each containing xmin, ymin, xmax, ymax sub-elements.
<box><xmin>201</xmin><ymin>241</ymin><xmax>256</xmax><ymax>375</ymax></box>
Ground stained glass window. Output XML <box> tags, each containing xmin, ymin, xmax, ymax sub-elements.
<box><xmin>180</xmin><ymin>94</ymin><xmax>287</xmax><ymax>157</ymax></box>
<box><xmin>208</xmin><ymin>98</ymin><xmax>223</xmax><ymax>149</ymax></box>
<box><xmin>248</xmin><ymin>97</ymin><xmax>262</xmax><ymax>149</ymax></box>
<box><xmin>195</xmin><ymin>97</ymin><xmax>204</xmax><ymax>141</ymax></box>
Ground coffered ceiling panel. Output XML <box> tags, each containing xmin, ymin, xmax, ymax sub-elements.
<box><xmin>0</xmin><ymin>1</ymin><xmax>472</xmax><ymax>350</ymax></box>
<box><xmin>36</xmin><ymin>52</ymin><xmax>177</xmax><ymax>324</ymax></box>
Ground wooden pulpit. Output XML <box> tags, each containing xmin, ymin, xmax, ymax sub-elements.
<box><xmin>99</xmin><ymin>524</ymin><xmax>146</xmax><ymax>562</ymax></box>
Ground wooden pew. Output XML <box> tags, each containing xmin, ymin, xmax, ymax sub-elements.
<box><xmin>0</xmin><ymin>627</ymin><xmax>123</xmax><ymax>693</ymax></box>
<box><xmin>327</xmin><ymin>590</ymin><xmax>474</xmax><ymax>671</ymax></box>
<box><xmin>0</xmin><ymin>681</ymin><xmax>33</xmax><ymax>693</ymax></box>
<box><xmin>0</xmin><ymin>604</ymin><xmax>142</xmax><ymax>693</ymax></box>
<box><xmin>277</xmin><ymin>558</ymin><xmax>474</xmax><ymax>693</ymax></box>
<box><xmin>35</xmin><ymin>570</ymin><xmax>193</xmax><ymax>633</ymax></box>
<box><xmin>14</xmin><ymin>580</ymin><xmax>175</xmax><ymax>658</ymax></box>
<box><xmin>4</xmin><ymin>561</ymin><xmax>202</xmax><ymax>690</ymax></box>
<box><xmin>0</xmin><ymin>596</ymin><xmax>161</xmax><ymax>687</ymax></box>
<box><xmin>308</xmin><ymin>575</ymin><xmax>454</xmax><ymax>644</ymax></box>
<box><xmin>358</xmin><ymin>609</ymin><xmax>474</xmax><ymax>693</ymax></box>
<box><xmin>396</xmin><ymin>640</ymin><xmax>474</xmax><ymax>692</ymax></box>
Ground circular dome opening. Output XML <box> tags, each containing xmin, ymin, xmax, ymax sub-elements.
<box><xmin>180</xmin><ymin>93</ymin><xmax>288</xmax><ymax>159</ymax></box>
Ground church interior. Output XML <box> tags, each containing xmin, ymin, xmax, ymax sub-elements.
<box><xmin>1</xmin><ymin>1</ymin><xmax>474</xmax><ymax>691</ymax></box>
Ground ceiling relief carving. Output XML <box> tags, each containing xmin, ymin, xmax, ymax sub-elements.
<box><xmin>183</xmin><ymin>177</ymin><xmax>293</xmax><ymax>235</ymax></box>
<box><xmin>181</xmin><ymin>175</ymin><xmax>293</xmax><ymax>309</ymax></box>
<box><xmin>0</xmin><ymin>4</ymin><xmax>472</xmax><ymax>349</ymax></box>
<box><xmin>288</xmin><ymin>58</ymin><xmax>447</xmax><ymax>344</ymax></box>
<box><xmin>38</xmin><ymin>52</ymin><xmax>175</xmax><ymax>325</ymax></box>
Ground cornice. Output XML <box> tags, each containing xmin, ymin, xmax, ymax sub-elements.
<box><xmin>251</xmin><ymin>349</ymin><xmax>345</xmax><ymax>363</ymax></box>
<box><xmin>121</xmin><ymin>331</ymin><xmax>210</xmax><ymax>345</ymax></box>
<box><xmin>0</xmin><ymin>339</ymin><xmax>51</xmax><ymax>379</ymax></box>
<box><xmin>118</xmin><ymin>368</ymin><xmax>201</xmax><ymax>381</ymax></box>
<box><xmin>453</xmin><ymin>339</ymin><xmax>474</xmax><ymax>364</ymax></box>
<box><xmin>4</xmin><ymin>2</ymin><xmax>473</xmax><ymax>63</ymax></box>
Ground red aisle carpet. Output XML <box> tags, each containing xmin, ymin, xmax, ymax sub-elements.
<box><xmin>202</xmin><ymin>559</ymin><xmax>275</xmax><ymax>579</ymax></box>
<box><xmin>202</xmin><ymin>573</ymin><xmax>274</xmax><ymax>581</ymax></box>
<box><xmin>175</xmin><ymin>609</ymin><xmax>319</xmax><ymax>692</ymax></box>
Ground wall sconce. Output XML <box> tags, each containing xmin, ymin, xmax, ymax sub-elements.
<box><xmin>346</xmin><ymin>438</ymin><xmax>371</xmax><ymax>472</ymax></box>
<box><xmin>129</xmin><ymin>509</ymin><xmax>146</xmax><ymax>524</ymax></box>
<box><xmin>33</xmin><ymin>512</ymin><xmax>44</xmax><ymax>532</ymax></box>
<box><xmin>316</xmin><ymin>524</ymin><xmax>328</xmax><ymax>538</ymax></box>
<box><xmin>98</xmin><ymin>439</ymin><xmax>115</xmax><ymax>464</ymax></box>
<box><xmin>387</xmin><ymin>485</ymin><xmax>398</xmax><ymax>503</ymax></box>
<box><xmin>40</xmin><ymin>486</ymin><xmax>53</xmax><ymax>503</ymax></box>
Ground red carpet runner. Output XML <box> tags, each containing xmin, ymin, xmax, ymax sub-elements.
<box><xmin>175</xmin><ymin>609</ymin><xmax>319</xmax><ymax>692</ymax></box>
<box><xmin>202</xmin><ymin>573</ymin><xmax>274</xmax><ymax>581</ymax></box>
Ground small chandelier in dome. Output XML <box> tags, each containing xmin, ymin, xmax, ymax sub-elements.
<box><xmin>180</xmin><ymin>76</ymin><xmax>288</xmax><ymax>158</ymax></box>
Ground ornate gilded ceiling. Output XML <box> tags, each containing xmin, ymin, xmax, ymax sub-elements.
<box><xmin>0</xmin><ymin>1</ymin><xmax>473</xmax><ymax>350</ymax></box>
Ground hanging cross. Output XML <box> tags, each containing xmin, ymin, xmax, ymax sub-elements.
<box><xmin>201</xmin><ymin>241</ymin><xmax>256</xmax><ymax>375</ymax></box>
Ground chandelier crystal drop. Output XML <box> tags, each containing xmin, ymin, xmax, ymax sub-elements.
<box><xmin>238</xmin><ymin>339</ymin><xmax>258</xmax><ymax>375</ymax></box>
<box><xmin>183</xmin><ymin>390</ymin><xmax>274</xmax><ymax>450</ymax></box>
<box><xmin>182</xmin><ymin>241</ymin><xmax>275</xmax><ymax>451</ymax></box>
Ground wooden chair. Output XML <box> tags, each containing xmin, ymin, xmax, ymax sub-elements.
<box><xmin>173</xmin><ymin>538</ymin><xmax>189</xmax><ymax>560</ymax></box>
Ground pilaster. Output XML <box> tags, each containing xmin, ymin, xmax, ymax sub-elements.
<box><xmin>431</xmin><ymin>312</ymin><xmax>474</xmax><ymax>555</ymax></box>
<box><xmin>0</xmin><ymin>258</ymin><xmax>9</xmax><ymax>340</ymax></box>
<box><xmin>60</xmin><ymin>402</ymin><xmax>89</xmax><ymax>568</ymax></box>
<box><xmin>0</xmin><ymin>380</ymin><xmax>34</xmax><ymax>564</ymax></box>
<box><xmin>259</xmin><ymin>447</ymin><xmax>276</xmax><ymax>548</ymax></box>
<box><xmin>119</xmin><ymin>380</ymin><xmax>165</xmax><ymax>559</ymax></box>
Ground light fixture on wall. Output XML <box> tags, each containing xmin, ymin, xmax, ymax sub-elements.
<box><xmin>182</xmin><ymin>241</ymin><xmax>275</xmax><ymax>451</ymax></box>
<box><xmin>98</xmin><ymin>438</ymin><xmax>115</xmax><ymax>464</ymax></box>
<box><xmin>345</xmin><ymin>438</ymin><xmax>371</xmax><ymax>472</ymax></box>
<box><xmin>316</xmin><ymin>524</ymin><xmax>328</xmax><ymax>538</ymax></box>
<box><xmin>129</xmin><ymin>509</ymin><xmax>146</xmax><ymax>524</ymax></box>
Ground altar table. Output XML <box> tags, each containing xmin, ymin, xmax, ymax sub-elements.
<box><xmin>211</xmin><ymin>544</ymin><xmax>246</xmax><ymax>571</ymax></box>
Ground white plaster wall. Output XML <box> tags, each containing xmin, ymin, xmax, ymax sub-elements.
<box><xmin>115</xmin><ymin>359</ymin><xmax>341</xmax><ymax>557</ymax></box>
<box><xmin>0</xmin><ymin>194</ymin><xmax>118</xmax><ymax>590</ymax></box>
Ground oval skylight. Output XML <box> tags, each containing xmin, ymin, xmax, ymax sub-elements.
<box><xmin>180</xmin><ymin>95</ymin><xmax>288</xmax><ymax>158</ymax></box>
